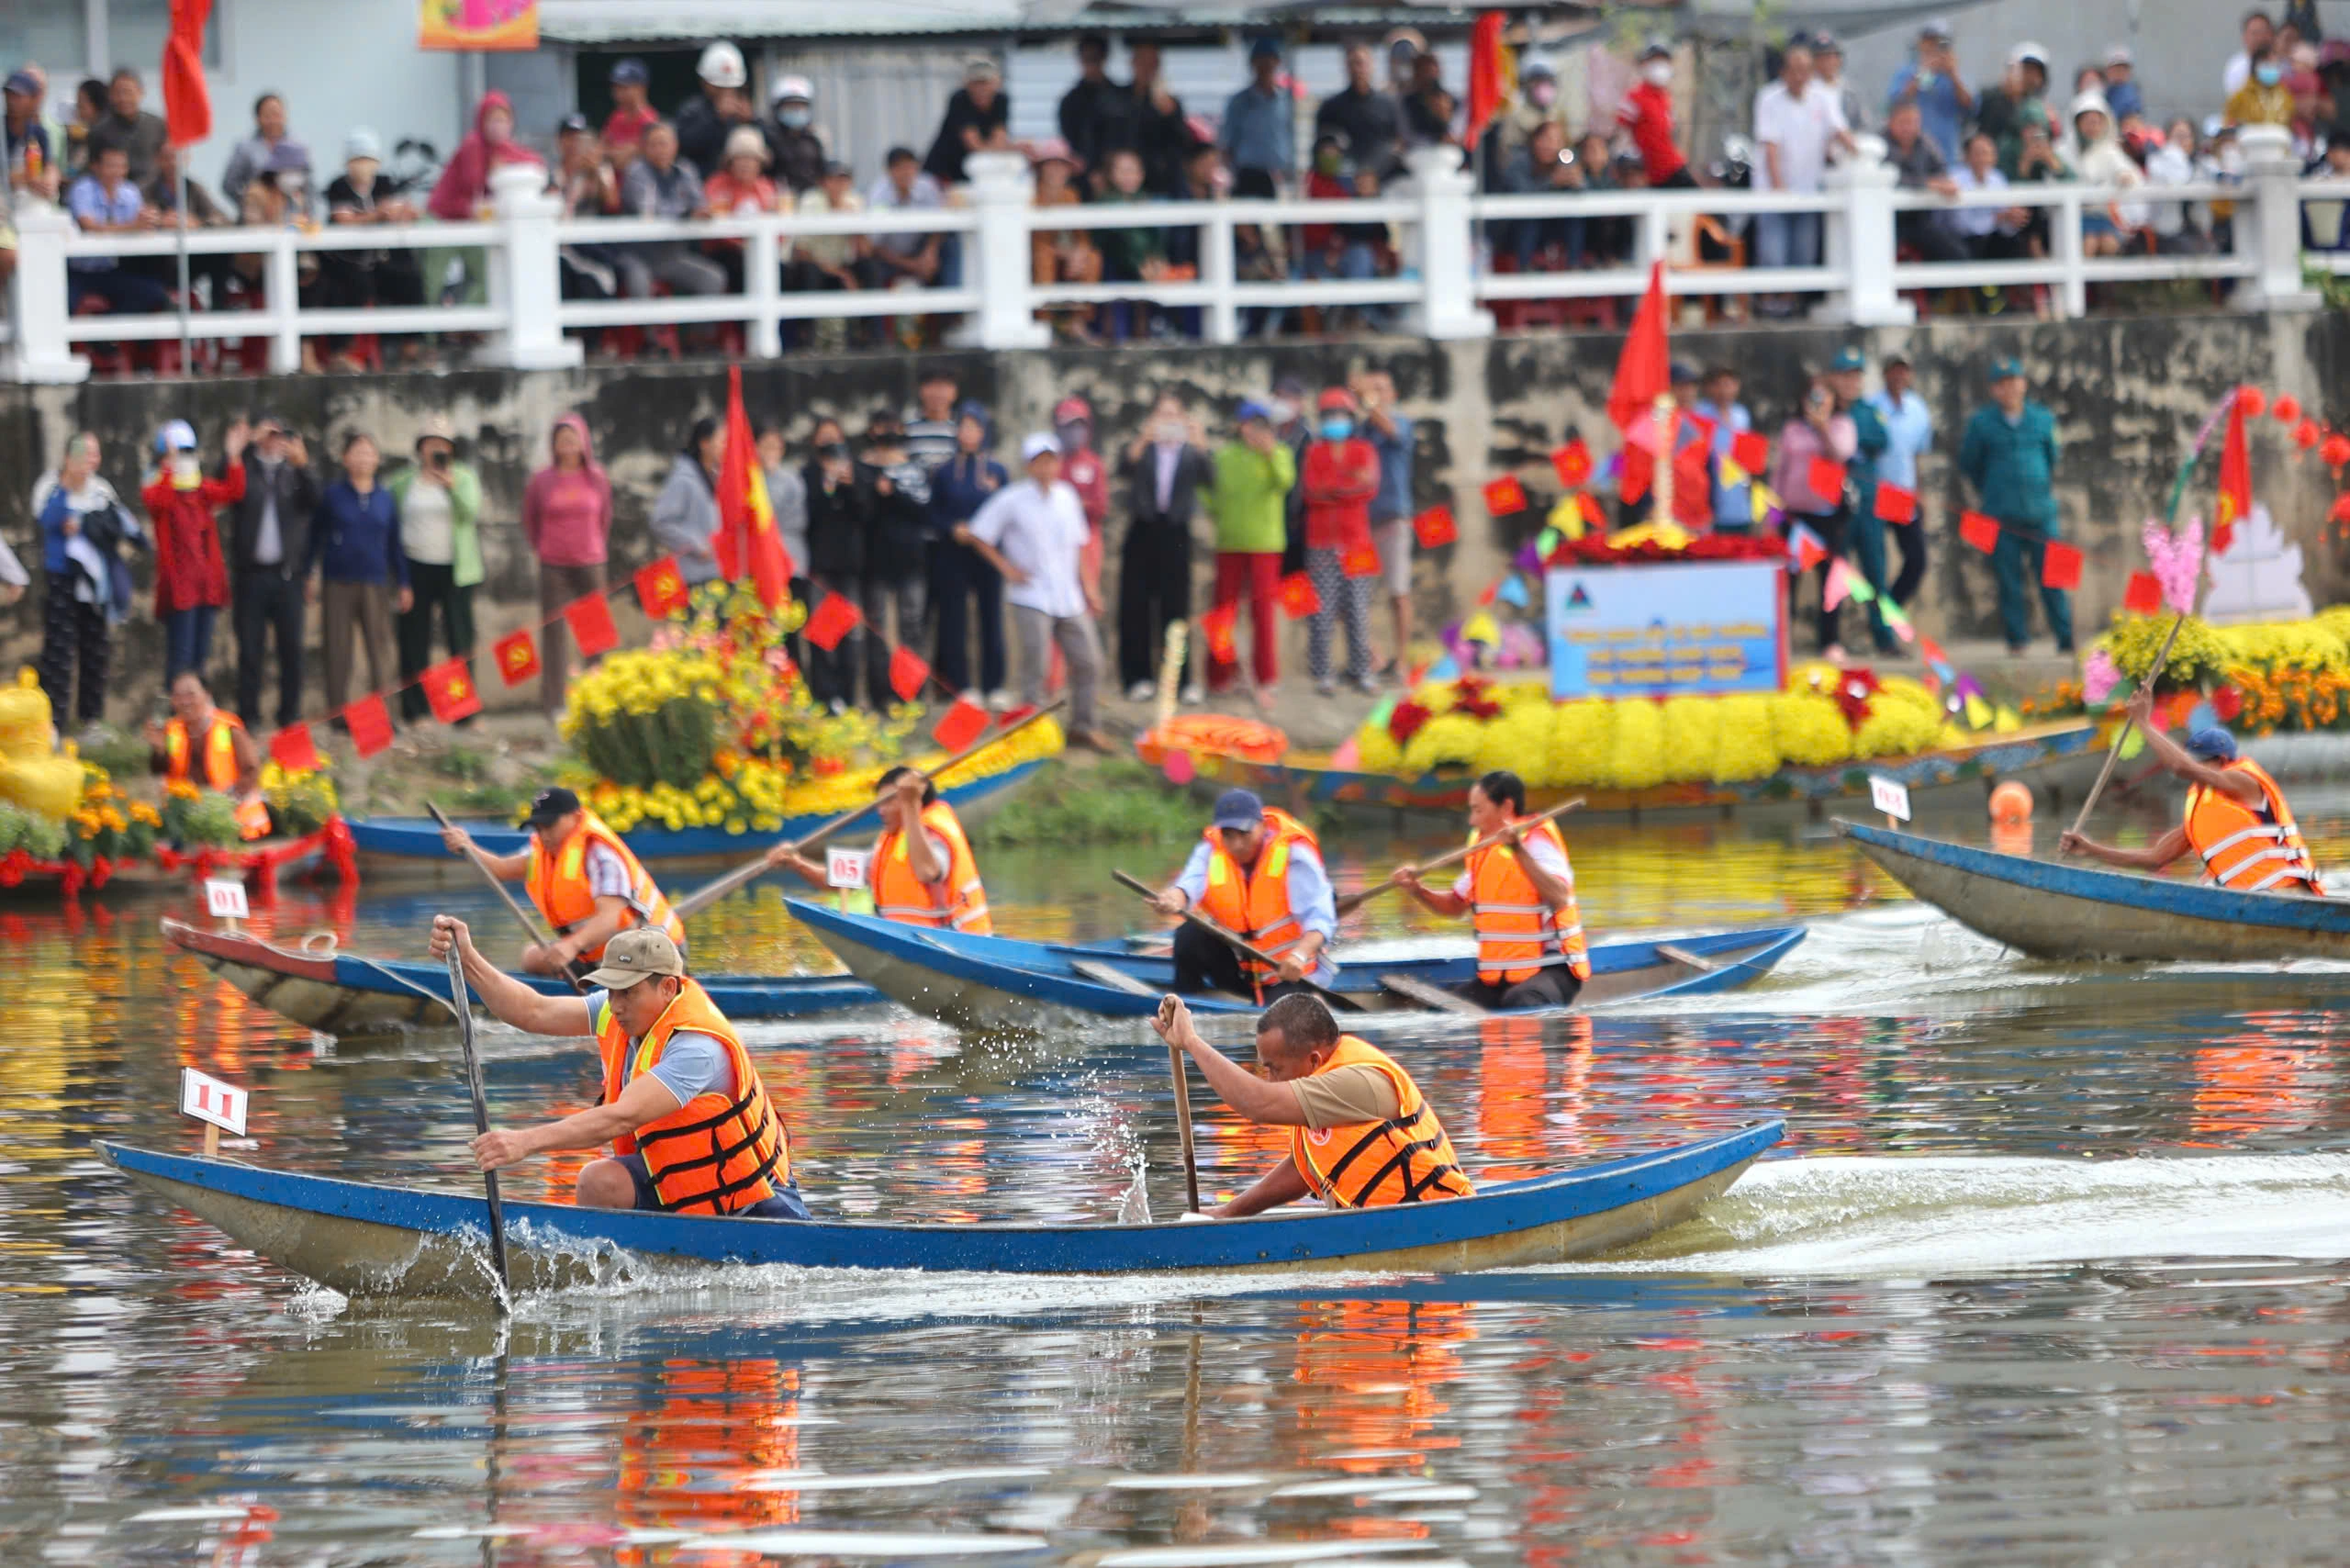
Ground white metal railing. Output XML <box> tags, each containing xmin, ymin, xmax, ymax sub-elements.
<box><xmin>0</xmin><ymin>124</ymin><xmax>2332</xmax><ymax>383</ymax></box>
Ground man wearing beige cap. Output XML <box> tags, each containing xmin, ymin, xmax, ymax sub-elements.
<box><xmin>430</xmin><ymin>916</ymin><xmax>809</xmax><ymax>1219</ymax></box>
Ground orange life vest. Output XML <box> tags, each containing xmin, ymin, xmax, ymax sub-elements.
<box><xmin>1196</xmin><ymin>807</ymin><xmax>1323</xmax><ymax>983</ymax></box>
<box><xmin>1465</xmin><ymin>817</ymin><xmax>1592</xmax><ymax>983</ymax></box>
<box><xmin>2184</xmin><ymin>757</ymin><xmax>2323</xmax><ymax>895</ymax></box>
<box><xmin>164</xmin><ymin>711</ymin><xmax>271</xmax><ymax>840</ymax></box>
<box><xmin>870</xmin><ymin>800</ymin><xmax>991</xmax><ymax>933</ymax></box>
<box><xmin>1288</xmin><ymin>1035</ymin><xmax>1475</xmax><ymax>1209</ymax></box>
<box><xmin>525</xmin><ymin>809</ymin><xmax>685</xmax><ymax>961</ymax></box>
<box><xmin>596</xmin><ymin>977</ymin><xmax>791</xmax><ymax>1216</ymax></box>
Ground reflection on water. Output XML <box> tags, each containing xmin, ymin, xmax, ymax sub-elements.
<box><xmin>9</xmin><ymin>794</ymin><xmax>2350</xmax><ymax>1561</ymax></box>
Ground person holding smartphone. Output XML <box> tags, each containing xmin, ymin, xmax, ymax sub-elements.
<box><xmin>1768</xmin><ymin>374</ymin><xmax>1858</xmax><ymax>658</ymax></box>
<box><xmin>389</xmin><ymin>414</ymin><xmax>484</xmax><ymax>723</ymax></box>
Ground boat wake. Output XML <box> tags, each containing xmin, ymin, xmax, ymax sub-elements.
<box><xmin>1550</xmin><ymin>1152</ymin><xmax>2350</xmax><ymax>1276</ymax></box>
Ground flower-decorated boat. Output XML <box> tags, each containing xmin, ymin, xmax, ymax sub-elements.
<box><xmin>95</xmin><ymin>1120</ymin><xmax>1785</xmax><ymax>1299</ymax></box>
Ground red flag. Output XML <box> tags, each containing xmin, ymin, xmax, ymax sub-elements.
<box><xmin>1279</xmin><ymin>571</ymin><xmax>1321</xmax><ymax>619</ymax></box>
<box><xmin>1412</xmin><ymin>505</ymin><xmax>1458</xmax><ymax>548</ymax></box>
<box><xmin>1577</xmin><ymin>492</ymin><xmax>1606</xmax><ymax>529</ymax></box>
<box><xmin>2122</xmin><ymin>571</ymin><xmax>2164</xmax><ymax>614</ymax></box>
<box><xmin>1606</xmin><ymin>261</ymin><xmax>1672</xmax><ymax>436</ymax></box>
<box><xmin>634</xmin><ymin>555</ymin><xmax>690</xmax><ymax>620</ymax></box>
<box><xmin>2215</xmin><ymin>393</ymin><xmax>2251</xmax><ymax>555</ymax></box>
<box><xmin>1729</xmin><ymin>430</ymin><xmax>1770</xmax><ymax>476</ymax></box>
<box><xmin>1807</xmin><ymin>457</ymin><xmax>1848</xmax><ymax>500</ymax></box>
<box><xmin>1200</xmin><ymin>602</ymin><xmax>1238</xmax><ymax>663</ymax></box>
<box><xmin>997</xmin><ymin>704</ymin><xmax>1039</xmax><ymax>728</ymax></box>
<box><xmin>1463</xmin><ymin>11</ymin><xmax>1511</xmax><ymax>149</ymax></box>
<box><xmin>2041</xmin><ymin>540</ymin><xmax>2083</xmax><ymax>590</ymax></box>
<box><xmin>343</xmin><ymin>694</ymin><xmax>394</xmax><ymax>758</ymax></box>
<box><xmin>1549</xmin><ymin>441</ymin><xmax>1592</xmax><ymax>488</ymax></box>
<box><xmin>1874</xmin><ymin>482</ymin><xmax>1918</xmax><ymax>524</ymax></box>
<box><xmin>493</xmin><ymin>629</ymin><xmax>540</xmax><ymax>686</ymax></box>
<box><xmin>162</xmin><ymin>0</ymin><xmax>214</xmax><ymax>148</ymax></box>
<box><xmin>268</xmin><ymin>722</ymin><xmax>319</xmax><ymax>774</ymax></box>
<box><xmin>889</xmin><ymin>644</ymin><xmax>932</xmax><ymax>703</ymax></box>
<box><xmin>421</xmin><ymin>658</ymin><xmax>482</xmax><ymax>724</ymax></box>
<box><xmin>803</xmin><ymin>591</ymin><xmax>862</xmax><ymax>652</ymax></box>
<box><xmin>716</xmin><ymin>364</ymin><xmax>794</xmax><ymax>607</ymax></box>
<box><xmin>1477</xmin><ymin>579</ymin><xmax>1499</xmax><ymax>605</ymax></box>
<box><xmin>1482</xmin><ymin>475</ymin><xmax>1527</xmax><ymax>516</ymax></box>
<box><xmin>1959</xmin><ymin>511</ymin><xmax>2002</xmax><ymax>554</ymax></box>
<box><xmin>564</xmin><ymin>593</ymin><xmax>620</xmax><ymax>659</ymax></box>
<box><xmin>932</xmin><ymin>695</ymin><xmax>990</xmax><ymax>750</ymax></box>
<box><xmin>1341</xmin><ymin>542</ymin><xmax>1382</xmax><ymax>578</ymax></box>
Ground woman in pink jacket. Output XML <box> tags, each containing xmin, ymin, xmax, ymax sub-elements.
<box><xmin>520</xmin><ymin>413</ymin><xmax>610</xmax><ymax>717</ymax></box>
<box><xmin>1769</xmin><ymin>377</ymin><xmax>1858</xmax><ymax>657</ymax></box>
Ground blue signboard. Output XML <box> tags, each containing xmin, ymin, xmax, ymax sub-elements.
<box><xmin>1544</xmin><ymin>561</ymin><xmax>1786</xmax><ymax>699</ymax></box>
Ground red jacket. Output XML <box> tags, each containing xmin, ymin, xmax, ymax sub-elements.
<box><xmin>142</xmin><ymin>464</ymin><xmax>242</xmax><ymax>615</ymax></box>
<box><xmin>1301</xmin><ymin>438</ymin><xmax>1379</xmax><ymax>551</ymax></box>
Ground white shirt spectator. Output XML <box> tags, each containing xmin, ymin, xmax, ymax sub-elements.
<box><xmin>1753</xmin><ymin>79</ymin><xmax>1848</xmax><ymax>193</ymax></box>
<box><xmin>2223</xmin><ymin>52</ymin><xmax>2252</xmax><ymax>100</ymax></box>
<box><xmin>968</xmin><ymin>476</ymin><xmax>1089</xmax><ymax>619</ymax></box>
<box><xmin>2143</xmin><ymin>139</ymin><xmax>2197</xmax><ymax>239</ymax></box>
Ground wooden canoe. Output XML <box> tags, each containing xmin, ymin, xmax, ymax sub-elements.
<box><xmin>347</xmin><ymin>759</ymin><xmax>1046</xmax><ymax>874</ymax></box>
<box><xmin>788</xmin><ymin>900</ymin><xmax>1805</xmax><ymax>1035</ymax></box>
<box><xmin>1163</xmin><ymin>721</ymin><xmax>2102</xmax><ymax>827</ymax></box>
<box><xmin>1838</xmin><ymin>820</ymin><xmax>2350</xmax><ymax>962</ymax></box>
<box><xmin>95</xmin><ymin>1120</ymin><xmax>1783</xmax><ymax>1301</ymax></box>
<box><xmin>161</xmin><ymin>916</ymin><xmax>884</xmax><ymax>1034</ymax></box>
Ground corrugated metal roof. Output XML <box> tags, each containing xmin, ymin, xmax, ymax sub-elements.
<box><xmin>538</xmin><ymin>0</ymin><xmax>1494</xmax><ymax>44</ymax></box>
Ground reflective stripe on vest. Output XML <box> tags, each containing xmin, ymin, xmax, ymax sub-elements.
<box><xmin>164</xmin><ymin>712</ymin><xmax>244</xmax><ymax>792</ymax></box>
<box><xmin>1287</xmin><ymin>1036</ymin><xmax>1474</xmax><ymax>1209</ymax></box>
<box><xmin>2185</xmin><ymin>758</ymin><xmax>2322</xmax><ymax>895</ymax></box>
<box><xmin>1197</xmin><ymin>807</ymin><xmax>1320</xmax><ymax>981</ymax></box>
<box><xmin>871</xmin><ymin>801</ymin><xmax>992</xmax><ymax>933</ymax></box>
<box><xmin>1465</xmin><ymin>818</ymin><xmax>1592</xmax><ymax>983</ymax></box>
<box><xmin>525</xmin><ymin>810</ymin><xmax>686</xmax><ymax>962</ymax></box>
<box><xmin>596</xmin><ymin>978</ymin><xmax>791</xmax><ymax>1216</ymax></box>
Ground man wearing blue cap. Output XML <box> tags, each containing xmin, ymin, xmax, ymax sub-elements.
<box><xmin>1959</xmin><ymin>358</ymin><xmax>2069</xmax><ymax>655</ymax></box>
<box><xmin>1150</xmin><ymin>788</ymin><xmax>1337</xmax><ymax>998</ymax></box>
<box><xmin>2060</xmin><ymin>689</ymin><xmax>2323</xmax><ymax>895</ymax></box>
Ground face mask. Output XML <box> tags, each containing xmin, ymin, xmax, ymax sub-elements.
<box><xmin>780</xmin><ymin>106</ymin><xmax>811</xmax><ymax>129</ymax></box>
<box><xmin>820</xmin><ymin>442</ymin><xmax>849</xmax><ymax>461</ymax></box>
<box><xmin>1320</xmin><ymin>418</ymin><xmax>1354</xmax><ymax>442</ymax></box>
<box><xmin>2256</xmin><ymin>63</ymin><xmax>2284</xmax><ymax>85</ymax></box>
<box><xmin>1528</xmin><ymin>81</ymin><xmax>1557</xmax><ymax>107</ymax></box>
<box><xmin>1154</xmin><ymin>420</ymin><xmax>1186</xmax><ymax>443</ymax></box>
<box><xmin>1315</xmin><ymin>151</ymin><xmax>1342</xmax><ymax>174</ymax></box>
<box><xmin>170</xmin><ymin>454</ymin><xmax>200</xmax><ymax>489</ymax></box>
<box><xmin>1642</xmin><ymin>61</ymin><xmax>1673</xmax><ymax>87</ymax></box>
<box><xmin>1268</xmin><ymin>398</ymin><xmax>1297</xmax><ymax>427</ymax></box>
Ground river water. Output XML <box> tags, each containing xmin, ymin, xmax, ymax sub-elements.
<box><xmin>9</xmin><ymin>789</ymin><xmax>2350</xmax><ymax>1565</ymax></box>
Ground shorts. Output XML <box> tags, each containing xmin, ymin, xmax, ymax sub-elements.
<box><xmin>2082</xmin><ymin>213</ymin><xmax>2118</xmax><ymax>239</ymax></box>
<box><xmin>617</xmin><ymin>1153</ymin><xmax>812</xmax><ymax>1219</ymax></box>
<box><xmin>1372</xmin><ymin>516</ymin><xmax>1414</xmax><ymax>597</ymax></box>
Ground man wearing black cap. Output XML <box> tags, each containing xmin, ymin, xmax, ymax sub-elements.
<box><xmin>229</xmin><ymin>412</ymin><xmax>319</xmax><ymax>729</ymax></box>
<box><xmin>601</xmin><ymin>58</ymin><xmax>658</xmax><ymax>174</ymax></box>
<box><xmin>440</xmin><ymin>785</ymin><xmax>688</xmax><ymax>977</ymax></box>
<box><xmin>2061</xmin><ymin>689</ymin><xmax>2324</xmax><ymax>897</ymax></box>
<box><xmin>1150</xmin><ymin>788</ymin><xmax>1337</xmax><ymax>998</ymax></box>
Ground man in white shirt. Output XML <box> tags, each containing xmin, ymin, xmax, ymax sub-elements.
<box><xmin>959</xmin><ymin>432</ymin><xmax>1110</xmax><ymax>750</ymax></box>
<box><xmin>1751</xmin><ymin>42</ymin><xmax>1852</xmax><ymax>316</ymax></box>
<box><xmin>1866</xmin><ymin>355</ymin><xmax>1935</xmax><ymax>609</ymax></box>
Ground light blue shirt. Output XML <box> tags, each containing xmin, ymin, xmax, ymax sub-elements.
<box><xmin>586</xmin><ymin>988</ymin><xmax>733</xmax><ymax>1105</ymax></box>
<box><xmin>67</xmin><ymin>174</ymin><xmax>141</xmax><ymax>271</ymax></box>
<box><xmin>1220</xmin><ymin>83</ymin><xmax>1294</xmax><ymax>176</ymax></box>
<box><xmin>1867</xmin><ymin>388</ymin><xmax>1934</xmax><ymax>490</ymax></box>
<box><xmin>1367</xmin><ymin>412</ymin><xmax>1415</xmax><ymax>522</ymax></box>
<box><xmin>1694</xmin><ymin>398</ymin><xmax>1752</xmax><ymax>529</ymax></box>
<box><xmin>1886</xmin><ymin>62</ymin><xmax>1964</xmax><ymax>164</ymax></box>
<box><xmin>1173</xmin><ymin>837</ymin><xmax>1338</xmax><ymax>983</ymax></box>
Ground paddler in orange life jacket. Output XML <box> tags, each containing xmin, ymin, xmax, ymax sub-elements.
<box><xmin>144</xmin><ymin>668</ymin><xmax>272</xmax><ymax>841</ymax></box>
<box><xmin>1388</xmin><ymin>768</ymin><xmax>1593</xmax><ymax>1009</ymax></box>
<box><xmin>430</xmin><ymin>915</ymin><xmax>809</xmax><ymax>1218</ymax></box>
<box><xmin>2060</xmin><ymin>689</ymin><xmax>2324</xmax><ymax>895</ymax></box>
<box><xmin>1152</xmin><ymin>991</ymin><xmax>1474</xmax><ymax>1216</ymax></box>
<box><xmin>440</xmin><ymin>785</ymin><xmax>688</xmax><ymax>977</ymax></box>
<box><xmin>764</xmin><ymin>764</ymin><xmax>992</xmax><ymax>932</ymax></box>
<box><xmin>1149</xmin><ymin>788</ymin><xmax>1338</xmax><ymax>998</ymax></box>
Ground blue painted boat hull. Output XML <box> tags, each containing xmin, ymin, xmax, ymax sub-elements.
<box><xmin>162</xmin><ymin>917</ymin><xmax>882</xmax><ymax>1032</ymax></box>
<box><xmin>789</xmin><ymin>900</ymin><xmax>1805</xmax><ymax>1034</ymax></box>
<box><xmin>95</xmin><ymin>1121</ymin><xmax>1783</xmax><ymax>1300</ymax></box>
<box><xmin>1839</xmin><ymin>819</ymin><xmax>2350</xmax><ymax>962</ymax></box>
<box><xmin>348</xmin><ymin>759</ymin><xmax>1047</xmax><ymax>871</ymax></box>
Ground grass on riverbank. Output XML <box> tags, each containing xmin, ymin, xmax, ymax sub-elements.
<box><xmin>970</xmin><ymin>757</ymin><xmax>1202</xmax><ymax>847</ymax></box>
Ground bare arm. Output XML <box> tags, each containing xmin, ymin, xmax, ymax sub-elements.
<box><xmin>554</xmin><ymin>896</ymin><xmax>634</xmax><ymax>968</ymax></box>
<box><xmin>2137</xmin><ymin>722</ymin><xmax>2263</xmax><ymax>804</ymax></box>
<box><xmin>430</xmin><ymin>915</ymin><xmax>595</xmax><ymax>1036</ymax></box>
<box><xmin>963</xmin><ymin>533</ymin><xmax>1028</xmax><ymax>586</ymax></box>
<box><xmin>1511</xmin><ymin>839</ymin><xmax>1579</xmax><ymax>913</ymax></box>
<box><xmin>441</xmin><ymin>824</ymin><xmax>532</xmax><ymax>880</ymax></box>
<box><xmin>1153</xmin><ymin>995</ymin><xmax>1309</xmax><ymax>1126</ymax></box>
<box><xmin>2058</xmin><ymin>824</ymin><xmax>2192</xmax><ymax>872</ymax></box>
<box><xmin>1215</xmin><ymin>1154</ymin><xmax>1314</xmax><ymax>1218</ymax></box>
<box><xmin>474</xmin><ymin>1070</ymin><xmax>679</xmax><ymax>1170</ymax></box>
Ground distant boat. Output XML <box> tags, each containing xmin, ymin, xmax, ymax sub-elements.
<box><xmin>1838</xmin><ymin>820</ymin><xmax>2350</xmax><ymax>963</ymax></box>
<box><xmin>789</xmin><ymin>900</ymin><xmax>1804</xmax><ymax>1035</ymax></box>
<box><xmin>95</xmin><ymin>1121</ymin><xmax>1785</xmax><ymax>1302</ymax></box>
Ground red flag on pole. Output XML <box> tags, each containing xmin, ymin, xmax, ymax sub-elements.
<box><xmin>1606</xmin><ymin>261</ymin><xmax>1671</xmax><ymax>436</ymax></box>
<box><xmin>716</xmin><ymin>364</ymin><xmax>794</xmax><ymax>607</ymax></box>
<box><xmin>268</xmin><ymin>722</ymin><xmax>319</xmax><ymax>774</ymax></box>
<box><xmin>421</xmin><ymin>658</ymin><xmax>483</xmax><ymax>724</ymax></box>
<box><xmin>932</xmin><ymin>695</ymin><xmax>990</xmax><ymax>750</ymax></box>
<box><xmin>2215</xmin><ymin>392</ymin><xmax>2253</xmax><ymax>555</ymax></box>
<box><xmin>563</xmin><ymin>593</ymin><xmax>620</xmax><ymax>659</ymax></box>
<box><xmin>633</xmin><ymin>555</ymin><xmax>690</xmax><ymax>619</ymax></box>
<box><xmin>493</xmin><ymin>629</ymin><xmax>540</xmax><ymax>686</ymax></box>
<box><xmin>343</xmin><ymin>694</ymin><xmax>394</xmax><ymax>758</ymax></box>
<box><xmin>162</xmin><ymin>0</ymin><xmax>214</xmax><ymax>148</ymax></box>
<box><xmin>1463</xmin><ymin>11</ymin><xmax>1512</xmax><ymax>150</ymax></box>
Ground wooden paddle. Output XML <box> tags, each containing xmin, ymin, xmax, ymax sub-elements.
<box><xmin>1335</xmin><ymin>797</ymin><xmax>1586</xmax><ymax>917</ymax></box>
<box><xmin>2064</xmin><ymin>610</ymin><xmax>2188</xmax><ymax>849</ymax></box>
<box><xmin>444</xmin><ymin>945</ymin><xmax>511</xmax><ymax>1304</ymax></box>
<box><xmin>1166</xmin><ymin>1037</ymin><xmax>1202</xmax><ymax>1214</ymax></box>
<box><xmin>669</xmin><ymin>697</ymin><xmax>1069</xmax><ymax>921</ymax></box>
<box><xmin>1111</xmin><ymin>868</ymin><xmax>1364</xmax><ymax>1012</ymax></box>
<box><xmin>426</xmin><ymin>800</ymin><xmax>585</xmax><ymax>996</ymax></box>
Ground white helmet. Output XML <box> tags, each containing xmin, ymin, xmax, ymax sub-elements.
<box><xmin>771</xmin><ymin>73</ymin><xmax>813</xmax><ymax>104</ymax></box>
<box><xmin>698</xmin><ymin>41</ymin><xmax>747</xmax><ymax>88</ymax></box>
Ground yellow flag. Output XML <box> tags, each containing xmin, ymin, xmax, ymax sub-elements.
<box><xmin>1547</xmin><ymin>495</ymin><xmax>1585</xmax><ymax>541</ymax></box>
<box><xmin>1720</xmin><ymin>457</ymin><xmax>1749</xmax><ymax>487</ymax></box>
<box><xmin>1993</xmin><ymin>704</ymin><xmax>2022</xmax><ymax>734</ymax></box>
<box><xmin>1964</xmin><ymin>694</ymin><xmax>1992</xmax><ymax>729</ymax></box>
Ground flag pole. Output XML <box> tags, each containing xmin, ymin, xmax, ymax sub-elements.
<box><xmin>174</xmin><ymin>159</ymin><xmax>193</xmax><ymax>370</ymax></box>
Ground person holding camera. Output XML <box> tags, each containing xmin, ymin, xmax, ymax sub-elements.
<box><xmin>389</xmin><ymin>415</ymin><xmax>484</xmax><ymax>723</ymax></box>
<box><xmin>1768</xmin><ymin>375</ymin><xmax>1858</xmax><ymax>658</ymax></box>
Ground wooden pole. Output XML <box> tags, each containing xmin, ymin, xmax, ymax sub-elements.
<box><xmin>445</xmin><ymin>946</ymin><xmax>511</xmax><ymax>1303</ymax></box>
<box><xmin>1335</xmin><ymin>797</ymin><xmax>1584</xmax><ymax>917</ymax></box>
<box><xmin>2065</xmin><ymin>610</ymin><xmax>2188</xmax><ymax>846</ymax></box>
<box><xmin>1166</xmin><ymin>1041</ymin><xmax>1202</xmax><ymax>1214</ymax></box>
